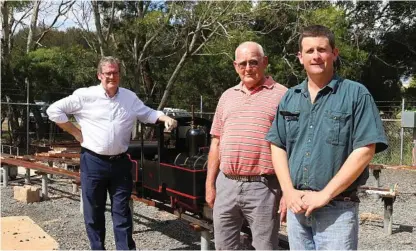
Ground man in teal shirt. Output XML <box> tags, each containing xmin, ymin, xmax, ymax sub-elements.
<box><xmin>266</xmin><ymin>25</ymin><xmax>388</xmax><ymax>250</ymax></box>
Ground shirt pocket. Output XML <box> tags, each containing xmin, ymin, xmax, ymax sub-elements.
<box><xmin>325</xmin><ymin>110</ymin><xmax>351</xmax><ymax>146</ymax></box>
<box><xmin>280</xmin><ymin>110</ymin><xmax>300</xmax><ymax>143</ymax></box>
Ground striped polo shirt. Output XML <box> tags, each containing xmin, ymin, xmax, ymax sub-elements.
<box><xmin>211</xmin><ymin>77</ymin><xmax>287</xmax><ymax>175</ymax></box>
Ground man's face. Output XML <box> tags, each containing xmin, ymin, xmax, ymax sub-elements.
<box><xmin>298</xmin><ymin>36</ymin><xmax>338</xmax><ymax>77</ymax></box>
<box><xmin>233</xmin><ymin>47</ymin><xmax>268</xmax><ymax>88</ymax></box>
<box><xmin>97</xmin><ymin>63</ymin><xmax>120</xmax><ymax>91</ymax></box>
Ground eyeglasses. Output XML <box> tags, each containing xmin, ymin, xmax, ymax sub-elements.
<box><xmin>236</xmin><ymin>60</ymin><xmax>259</xmax><ymax>70</ymax></box>
<box><xmin>101</xmin><ymin>71</ymin><xmax>119</xmax><ymax>77</ymax></box>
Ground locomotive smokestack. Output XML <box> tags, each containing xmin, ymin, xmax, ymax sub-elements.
<box><xmin>187</xmin><ymin>104</ymin><xmax>206</xmax><ymax>157</ymax></box>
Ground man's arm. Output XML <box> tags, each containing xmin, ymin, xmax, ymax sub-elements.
<box><xmin>205</xmin><ymin>136</ymin><xmax>220</xmax><ymax>208</ymax></box>
<box><xmin>55</xmin><ymin>122</ymin><xmax>83</xmax><ymax>143</ymax></box>
<box><xmin>46</xmin><ymin>94</ymin><xmax>83</xmax><ymax>143</ymax></box>
<box><xmin>271</xmin><ymin>145</ymin><xmax>308</xmax><ymax>214</ymax></box>
<box><xmin>302</xmin><ymin>144</ymin><xmax>376</xmax><ymax>216</ymax></box>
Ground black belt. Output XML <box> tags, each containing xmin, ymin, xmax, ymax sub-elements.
<box><xmin>81</xmin><ymin>147</ymin><xmax>126</xmax><ymax>161</ymax></box>
<box><xmin>332</xmin><ymin>191</ymin><xmax>360</xmax><ymax>202</ymax></box>
<box><xmin>224</xmin><ymin>174</ymin><xmax>275</xmax><ymax>182</ymax></box>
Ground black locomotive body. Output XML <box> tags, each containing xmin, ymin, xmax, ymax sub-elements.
<box><xmin>127</xmin><ymin>116</ymin><xmax>212</xmax><ymax>214</ymax></box>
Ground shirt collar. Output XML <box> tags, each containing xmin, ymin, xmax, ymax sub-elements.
<box><xmin>295</xmin><ymin>74</ymin><xmax>341</xmax><ymax>95</ymax></box>
<box><xmin>98</xmin><ymin>84</ymin><xmax>120</xmax><ymax>98</ymax></box>
<box><xmin>233</xmin><ymin>76</ymin><xmax>276</xmax><ymax>92</ymax></box>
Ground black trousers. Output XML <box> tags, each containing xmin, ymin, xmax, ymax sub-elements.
<box><xmin>80</xmin><ymin>151</ymin><xmax>135</xmax><ymax>250</ymax></box>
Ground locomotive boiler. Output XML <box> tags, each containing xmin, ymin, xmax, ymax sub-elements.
<box><xmin>127</xmin><ymin>115</ymin><xmax>212</xmax><ymax>214</ymax></box>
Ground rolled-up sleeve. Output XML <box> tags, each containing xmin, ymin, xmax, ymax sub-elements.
<box><xmin>46</xmin><ymin>94</ymin><xmax>83</xmax><ymax>123</ymax></box>
<box><xmin>353</xmin><ymin>93</ymin><xmax>388</xmax><ymax>153</ymax></box>
<box><xmin>266</xmin><ymin>103</ymin><xmax>287</xmax><ymax>150</ymax></box>
<box><xmin>132</xmin><ymin>97</ymin><xmax>163</xmax><ymax>124</ymax></box>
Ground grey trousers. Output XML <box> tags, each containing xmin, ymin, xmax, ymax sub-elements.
<box><xmin>213</xmin><ymin>171</ymin><xmax>281</xmax><ymax>250</ymax></box>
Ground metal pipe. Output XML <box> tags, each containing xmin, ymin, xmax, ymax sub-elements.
<box><xmin>80</xmin><ymin>191</ymin><xmax>83</xmax><ymax>214</ymax></box>
<box><xmin>200</xmin><ymin>230</ymin><xmax>211</xmax><ymax>250</ymax></box>
<box><xmin>400</xmin><ymin>98</ymin><xmax>405</xmax><ymax>165</ymax></box>
<box><xmin>41</xmin><ymin>173</ymin><xmax>48</xmax><ymax>200</ymax></box>
<box><xmin>26</xmin><ymin>80</ymin><xmax>30</xmax><ymax>155</ymax></box>
<box><xmin>0</xmin><ymin>102</ymin><xmax>46</xmax><ymax>106</ymax></box>
<box><xmin>200</xmin><ymin>95</ymin><xmax>203</xmax><ymax>118</ymax></box>
<box><xmin>2</xmin><ymin>167</ymin><xmax>9</xmax><ymax>187</ymax></box>
<box><xmin>25</xmin><ymin>169</ymin><xmax>31</xmax><ymax>184</ymax></box>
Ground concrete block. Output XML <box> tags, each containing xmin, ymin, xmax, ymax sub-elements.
<box><xmin>13</xmin><ymin>185</ymin><xmax>41</xmax><ymax>203</ymax></box>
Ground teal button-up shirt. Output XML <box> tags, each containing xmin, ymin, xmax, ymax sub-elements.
<box><xmin>266</xmin><ymin>75</ymin><xmax>388</xmax><ymax>192</ymax></box>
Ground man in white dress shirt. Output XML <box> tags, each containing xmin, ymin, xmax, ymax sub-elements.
<box><xmin>46</xmin><ymin>56</ymin><xmax>177</xmax><ymax>250</ymax></box>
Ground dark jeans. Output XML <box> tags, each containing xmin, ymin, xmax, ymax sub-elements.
<box><xmin>81</xmin><ymin>151</ymin><xmax>136</xmax><ymax>250</ymax></box>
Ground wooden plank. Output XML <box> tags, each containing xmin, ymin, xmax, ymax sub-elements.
<box><xmin>359</xmin><ymin>186</ymin><xmax>397</xmax><ymax>197</ymax></box>
<box><xmin>369</xmin><ymin>164</ymin><xmax>385</xmax><ymax>170</ymax></box>
<box><xmin>35</xmin><ymin>152</ymin><xmax>80</xmax><ymax>159</ymax></box>
<box><xmin>1</xmin><ymin>157</ymin><xmax>80</xmax><ymax>180</ymax></box>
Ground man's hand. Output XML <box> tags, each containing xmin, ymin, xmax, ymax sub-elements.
<box><xmin>56</xmin><ymin>122</ymin><xmax>83</xmax><ymax>144</ymax></box>
<box><xmin>278</xmin><ymin>196</ymin><xmax>287</xmax><ymax>223</ymax></box>
<box><xmin>164</xmin><ymin>117</ymin><xmax>178</xmax><ymax>131</ymax></box>
<box><xmin>301</xmin><ymin>191</ymin><xmax>331</xmax><ymax>217</ymax></box>
<box><xmin>205</xmin><ymin>183</ymin><xmax>216</xmax><ymax>208</ymax></box>
<box><xmin>74</xmin><ymin>131</ymin><xmax>83</xmax><ymax>143</ymax></box>
<box><xmin>284</xmin><ymin>188</ymin><xmax>308</xmax><ymax>214</ymax></box>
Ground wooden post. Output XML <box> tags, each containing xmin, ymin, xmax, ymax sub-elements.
<box><xmin>383</xmin><ymin>197</ymin><xmax>394</xmax><ymax>235</ymax></box>
<box><xmin>372</xmin><ymin>169</ymin><xmax>381</xmax><ymax>188</ymax></box>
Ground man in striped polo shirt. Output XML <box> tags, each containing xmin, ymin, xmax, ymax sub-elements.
<box><xmin>206</xmin><ymin>41</ymin><xmax>288</xmax><ymax>250</ymax></box>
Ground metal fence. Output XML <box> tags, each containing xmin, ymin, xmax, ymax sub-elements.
<box><xmin>1</xmin><ymin>101</ymin><xmax>416</xmax><ymax>166</ymax></box>
<box><xmin>373</xmin><ymin>119</ymin><xmax>414</xmax><ymax>166</ymax></box>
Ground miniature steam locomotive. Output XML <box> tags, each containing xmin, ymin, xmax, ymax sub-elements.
<box><xmin>127</xmin><ymin>115</ymin><xmax>212</xmax><ymax>215</ymax></box>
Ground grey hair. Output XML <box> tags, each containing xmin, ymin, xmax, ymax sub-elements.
<box><xmin>235</xmin><ymin>41</ymin><xmax>265</xmax><ymax>59</ymax></box>
<box><xmin>97</xmin><ymin>56</ymin><xmax>120</xmax><ymax>74</ymax></box>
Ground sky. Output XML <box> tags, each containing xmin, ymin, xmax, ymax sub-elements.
<box><xmin>14</xmin><ymin>1</ymin><xmax>95</xmax><ymax>32</ymax></box>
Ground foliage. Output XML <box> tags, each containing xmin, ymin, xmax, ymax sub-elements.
<box><xmin>2</xmin><ymin>1</ymin><xmax>416</xmax><ymax>123</ymax></box>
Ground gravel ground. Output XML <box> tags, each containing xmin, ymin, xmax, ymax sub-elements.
<box><xmin>1</xmin><ymin>168</ymin><xmax>416</xmax><ymax>250</ymax></box>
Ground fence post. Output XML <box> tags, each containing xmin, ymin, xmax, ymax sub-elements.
<box><xmin>200</xmin><ymin>95</ymin><xmax>203</xmax><ymax>118</ymax></box>
<box><xmin>400</xmin><ymin>98</ymin><xmax>405</xmax><ymax>165</ymax></box>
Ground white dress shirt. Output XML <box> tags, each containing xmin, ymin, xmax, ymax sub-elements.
<box><xmin>46</xmin><ymin>84</ymin><xmax>164</xmax><ymax>155</ymax></box>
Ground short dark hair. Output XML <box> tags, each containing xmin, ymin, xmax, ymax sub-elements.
<box><xmin>97</xmin><ymin>56</ymin><xmax>120</xmax><ymax>74</ymax></box>
<box><xmin>298</xmin><ymin>25</ymin><xmax>335</xmax><ymax>51</ymax></box>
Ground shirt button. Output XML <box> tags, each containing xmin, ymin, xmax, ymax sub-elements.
<box><xmin>305</xmin><ymin>152</ymin><xmax>310</xmax><ymax>156</ymax></box>
<box><xmin>309</xmin><ymin>125</ymin><xmax>313</xmax><ymax>129</ymax></box>
<box><xmin>304</xmin><ymin>168</ymin><xmax>307</xmax><ymax>171</ymax></box>
<box><xmin>308</xmin><ymin>139</ymin><xmax>311</xmax><ymax>142</ymax></box>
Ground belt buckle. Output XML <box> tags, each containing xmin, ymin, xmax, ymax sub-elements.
<box><xmin>343</xmin><ymin>197</ymin><xmax>351</xmax><ymax>202</ymax></box>
<box><xmin>109</xmin><ymin>155</ymin><xmax>118</xmax><ymax>161</ymax></box>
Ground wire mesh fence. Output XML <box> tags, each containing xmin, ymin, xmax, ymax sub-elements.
<box><xmin>373</xmin><ymin>119</ymin><xmax>414</xmax><ymax>166</ymax></box>
<box><xmin>1</xmin><ymin>101</ymin><xmax>416</xmax><ymax>166</ymax></box>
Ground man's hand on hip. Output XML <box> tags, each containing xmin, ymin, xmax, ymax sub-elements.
<box><xmin>74</xmin><ymin>130</ymin><xmax>83</xmax><ymax>143</ymax></box>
